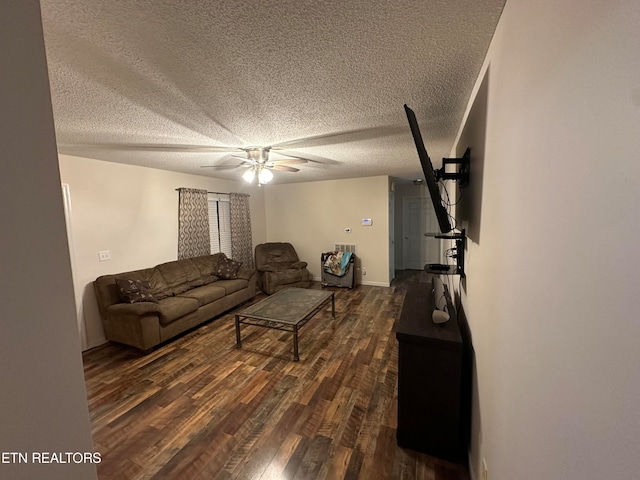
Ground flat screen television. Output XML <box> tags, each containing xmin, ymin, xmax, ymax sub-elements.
<box><xmin>404</xmin><ymin>104</ymin><xmax>453</xmax><ymax>234</ymax></box>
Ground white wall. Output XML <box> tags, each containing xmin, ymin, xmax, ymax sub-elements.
<box><xmin>0</xmin><ymin>2</ymin><xmax>96</xmax><ymax>479</ymax></box>
<box><xmin>453</xmin><ymin>1</ymin><xmax>640</xmax><ymax>479</ymax></box>
<box><xmin>58</xmin><ymin>154</ymin><xmax>267</xmax><ymax>349</ymax></box>
<box><xmin>264</xmin><ymin>176</ymin><xmax>390</xmax><ymax>286</ymax></box>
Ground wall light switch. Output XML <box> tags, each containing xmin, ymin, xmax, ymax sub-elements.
<box><xmin>362</xmin><ymin>218</ymin><xmax>373</xmax><ymax>226</ymax></box>
<box><xmin>99</xmin><ymin>250</ymin><xmax>111</xmax><ymax>262</ymax></box>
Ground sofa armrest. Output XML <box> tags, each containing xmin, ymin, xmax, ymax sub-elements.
<box><xmin>103</xmin><ymin>303</ymin><xmax>161</xmax><ymax>350</ymax></box>
<box><xmin>236</xmin><ymin>267</ymin><xmax>256</xmax><ymax>281</ymax></box>
<box><xmin>291</xmin><ymin>261</ymin><xmax>308</xmax><ymax>269</ymax></box>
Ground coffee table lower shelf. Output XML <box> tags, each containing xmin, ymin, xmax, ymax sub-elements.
<box><xmin>234</xmin><ymin>288</ymin><xmax>335</xmax><ymax>361</ymax></box>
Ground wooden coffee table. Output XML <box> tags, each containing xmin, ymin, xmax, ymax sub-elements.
<box><xmin>235</xmin><ymin>287</ymin><xmax>335</xmax><ymax>361</ymax></box>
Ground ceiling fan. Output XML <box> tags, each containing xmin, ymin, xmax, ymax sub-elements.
<box><xmin>200</xmin><ymin>146</ymin><xmax>310</xmax><ymax>186</ymax></box>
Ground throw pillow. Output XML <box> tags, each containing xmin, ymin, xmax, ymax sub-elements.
<box><xmin>213</xmin><ymin>256</ymin><xmax>242</xmax><ymax>280</ymax></box>
<box><xmin>116</xmin><ymin>278</ymin><xmax>159</xmax><ymax>304</ymax></box>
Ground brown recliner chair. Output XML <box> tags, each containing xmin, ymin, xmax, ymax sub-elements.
<box><xmin>254</xmin><ymin>242</ymin><xmax>312</xmax><ymax>294</ymax></box>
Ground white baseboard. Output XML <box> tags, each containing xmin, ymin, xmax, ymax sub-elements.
<box><xmin>83</xmin><ymin>336</ymin><xmax>107</xmax><ymax>352</ymax></box>
<box><xmin>360</xmin><ymin>280</ymin><xmax>391</xmax><ymax>287</ymax></box>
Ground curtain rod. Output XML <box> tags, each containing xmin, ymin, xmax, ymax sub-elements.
<box><xmin>175</xmin><ymin>188</ymin><xmax>228</xmax><ymax>195</ymax></box>
<box><xmin>175</xmin><ymin>188</ymin><xmax>249</xmax><ymax>197</ymax></box>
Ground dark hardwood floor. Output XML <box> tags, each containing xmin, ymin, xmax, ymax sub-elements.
<box><xmin>82</xmin><ymin>270</ymin><xmax>469</xmax><ymax>479</ymax></box>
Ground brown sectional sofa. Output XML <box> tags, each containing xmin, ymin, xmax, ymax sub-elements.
<box><xmin>94</xmin><ymin>253</ymin><xmax>256</xmax><ymax>352</ymax></box>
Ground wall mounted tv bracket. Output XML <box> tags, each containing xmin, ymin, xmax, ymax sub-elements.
<box><xmin>434</xmin><ymin>147</ymin><xmax>470</xmax><ymax>188</ymax></box>
<box><xmin>434</xmin><ymin>229</ymin><xmax>466</xmax><ymax>277</ymax></box>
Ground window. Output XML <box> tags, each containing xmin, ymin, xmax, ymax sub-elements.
<box><xmin>207</xmin><ymin>193</ymin><xmax>232</xmax><ymax>257</ymax></box>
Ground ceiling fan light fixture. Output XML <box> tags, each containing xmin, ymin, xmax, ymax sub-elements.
<box><xmin>258</xmin><ymin>167</ymin><xmax>273</xmax><ymax>184</ymax></box>
<box><xmin>242</xmin><ymin>168</ymin><xmax>256</xmax><ymax>183</ymax></box>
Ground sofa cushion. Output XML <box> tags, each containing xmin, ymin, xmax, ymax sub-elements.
<box><xmin>115</xmin><ymin>278</ymin><xmax>159</xmax><ymax>304</ymax></box>
<box><xmin>146</xmin><ymin>269</ymin><xmax>173</xmax><ymax>299</ymax></box>
<box><xmin>177</xmin><ymin>284</ymin><xmax>226</xmax><ymax>306</ymax></box>
<box><xmin>267</xmin><ymin>269</ymin><xmax>308</xmax><ymax>285</ymax></box>
<box><xmin>156</xmin><ymin>296</ymin><xmax>199</xmax><ymax>326</ymax></box>
<box><xmin>215</xmin><ymin>279</ymin><xmax>247</xmax><ymax>295</ymax></box>
<box><xmin>156</xmin><ymin>261</ymin><xmax>191</xmax><ymax>295</ymax></box>
<box><xmin>213</xmin><ymin>256</ymin><xmax>242</xmax><ymax>279</ymax></box>
<box><xmin>106</xmin><ymin>301</ymin><xmax>160</xmax><ymax>318</ymax></box>
<box><xmin>117</xmin><ymin>268</ymin><xmax>171</xmax><ymax>300</ymax></box>
<box><xmin>191</xmin><ymin>254</ymin><xmax>221</xmax><ymax>284</ymax></box>
<box><xmin>180</xmin><ymin>259</ymin><xmax>205</xmax><ymax>288</ymax></box>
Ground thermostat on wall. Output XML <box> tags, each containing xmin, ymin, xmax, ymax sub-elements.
<box><xmin>361</xmin><ymin>218</ymin><xmax>373</xmax><ymax>226</ymax></box>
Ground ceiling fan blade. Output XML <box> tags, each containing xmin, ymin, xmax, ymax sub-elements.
<box><xmin>270</xmin><ymin>165</ymin><xmax>300</xmax><ymax>172</ymax></box>
<box><xmin>198</xmin><ymin>146</ymin><xmax>245</xmax><ymax>153</ymax></box>
<box><xmin>200</xmin><ymin>164</ymin><xmax>242</xmax><ymax>170</ymax></box>
<box><xmin>214</xmin><ymin>153</ymin><xmax>241</xmax><ymax>164</ymax></box>
<box><xmin>270</xmin><ymin>125</ymin><xmax>406</xmax><ymax>149</ymax></box>
<box><xmin>200</xmin><ymin>152</ymin><xmax>250</xmax><ymax>169</ymax></box>
<box><xmin>230</xmin><ymin>155</ymin><xmax>255</xmax><ymax>164</ymax></box>
<box><xmin>269</xmin><ymin>158</ymin><xmax>308</xmax><ymax>165</ymax></box>
<box><xmin>268</xmin><ymin>149</ymin><xmax>339</xmax><ymax>165</ymax></box>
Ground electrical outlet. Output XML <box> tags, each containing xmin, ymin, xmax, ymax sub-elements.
<box><xmin>99</xmin><ymin>250</ymin><xmax>111</xmax><ymax>262</ymax></box>
<box><xmin>362</xmin><ymin>267</ymin><xmax>367</xmax><ymax>275</ymax></box>
<box><xmin>482</xmin><ymin>459</ymin><xmax>488</xmax><ymax>480</ymax></box>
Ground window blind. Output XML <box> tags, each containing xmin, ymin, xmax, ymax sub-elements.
<box><xmin>207</xmin><ymin>194</ymin><xmax>232</xmax><ymax>257</ymax></box>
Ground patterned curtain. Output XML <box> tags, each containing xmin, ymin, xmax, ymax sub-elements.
<box><xmin>177</xmin><ymin>188</ymin><xmax>210</xmax><ymax>259</ymax></box>
<box><xmin>229</xmin><ymin>193</ymin><xmax>253</xmax><ymax>268</ymax></box>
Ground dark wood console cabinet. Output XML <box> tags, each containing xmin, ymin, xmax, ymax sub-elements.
<box><xmin>396</xmin><ymin>281</ymin><xmax>469</xmax><ymax>464</ymax></box>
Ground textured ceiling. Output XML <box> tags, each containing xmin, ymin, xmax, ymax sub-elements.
<box><xmin>40</xmin><ymin>0</ymin><xmax>505</xmax><ymax>185</ymax></box>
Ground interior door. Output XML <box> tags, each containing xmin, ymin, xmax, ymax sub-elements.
<box><xmin>62</xmin><ymin>183</ymin><xmax>87</xmax><ymax>350</ymax></box>
<box><xmin>402</xmin><ymin>196</ymin><xmax>440</xmax><ymax>270</ymax></box>
<box><xmin>388</xmin><ymin>189</ymin><xmax>395</xmax><ymax>283</ymax></box>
